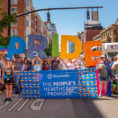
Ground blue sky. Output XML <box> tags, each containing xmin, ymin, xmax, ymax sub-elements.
<box><xmin>33</xmin><ymin>0</ymin><xmax>118</xmax><ymax>36</ymax></box>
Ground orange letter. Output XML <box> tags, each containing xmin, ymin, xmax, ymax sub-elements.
<box><xmin>60</xmin><ymin>35</ymin><xmax>82</xmax><ymax>59</ymax></box>
<box><xmin>84</xmin><ymin>41</ymin><xmax>102</xmax><ymax>67</ymax></box>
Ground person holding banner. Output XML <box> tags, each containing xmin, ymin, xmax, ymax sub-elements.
<box><xmin>33</xmin><ymin>58</ymin><xmax>42</xmax><ymax>71</ymax></box>
<box><xmin>96</xmin><ymin>55</ymin><xmax>108</xmax><ymax>97</ymax></box>
<box><xmin>3</xmin><ymin>58</ymin><xmax>14</xmax><ymax>102</ymax></box>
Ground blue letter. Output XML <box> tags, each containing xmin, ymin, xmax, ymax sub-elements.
<box><xmin>7</xmin><ymin>36</ymin><xmax>26</xmax><ymax>60</ymax></box>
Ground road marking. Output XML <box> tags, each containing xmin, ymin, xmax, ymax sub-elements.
<box><xmin>8</xmin><ymin>98</ymin><xmax>23</xmax><ymax>112</ymax></box>
<box><xmin>0</xmin><ymin>101</ymin><xmax>10</xmax><ymax>110</ymax></box>
<box><xmin>17</xmin><ymin>99</ymin><xmax>29</xmax><ymax>112</ymax></box>
<box><xmin>30</xmin><ymin>99</ymin><xmax>45</xmax><ymax>111</ymax></box>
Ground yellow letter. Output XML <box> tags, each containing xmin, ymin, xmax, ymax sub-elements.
<box><xmin>60</xmin><ymin>35</ymin><xmax>82</xmax><ymax>59</ymax></box>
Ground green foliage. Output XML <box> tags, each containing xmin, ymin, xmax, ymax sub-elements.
<box><xmin>0</xmin><ymin>7</ymin><xmax>17</xmax><ymax>47</ymax></box>
<box><xmin>44</xmin><ymin>43</ymin><xmax>52</xmax><ymax>57</ymax></box>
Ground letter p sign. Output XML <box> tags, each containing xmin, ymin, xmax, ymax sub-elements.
<box><xmin>7</xmin><ymin>36</ymin><xmax>26</xmax><ymax>60</ymax></box>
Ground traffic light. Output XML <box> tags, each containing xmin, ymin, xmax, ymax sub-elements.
<box><xmin>47</xmin><ymin>11</ymin><xmax>50</xmax><ymax>22</ymax></box>
<box><xmin>87</xmin><ymin>9</ymin><xmax>90</xmax><ymax>20</ymax></box>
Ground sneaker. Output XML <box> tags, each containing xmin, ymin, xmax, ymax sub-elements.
<box><xmin>99</xmin><ymin>93</ymin><xmax>102</xmax><ymax>97</ymax></box>
<box><xmin>4</xmin><ymin>98</ymin><xmax>9</xmax><ymax>102</ymax></box>
<box><xmin>8</xmin><ymin>98</ymin><xmax>12</xmax><ymax>102</ymax></box>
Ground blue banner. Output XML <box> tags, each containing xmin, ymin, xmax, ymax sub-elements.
<box><xmin>20</xmin><ymin>68</ymin><xmax>98</xmax><ymax>99</ymax></box>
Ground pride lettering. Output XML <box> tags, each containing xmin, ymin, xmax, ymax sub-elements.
<box><xmin>7</xmin><ymin>35</ymin><xmax>102</xmax><ymax>67</ymax></box>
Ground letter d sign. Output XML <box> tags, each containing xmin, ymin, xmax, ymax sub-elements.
<box><xmin>7</xmin><ymin>36</ymin><xmax>26</xmax><ymax>60</ymax></box>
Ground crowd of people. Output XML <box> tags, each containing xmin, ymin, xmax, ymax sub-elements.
<box><xmin>0</xmin><ymin>54</ymin><xmax>86</xmax><ymax>102</ymax></box>
<box><xmin>0</xmin><ymin>53</ymin><xmax>118</xmax><ymax>102</ymax></box>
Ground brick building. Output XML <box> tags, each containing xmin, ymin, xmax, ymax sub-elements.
<box><xmin>0</xmin><ymin>0</ymin><xmax>52</xmax><ymax>47</ymax></box>
<box><xmin>80</xmin><ymin>21</ymin><xmax>103</xmax><ymax>49</ymax></box>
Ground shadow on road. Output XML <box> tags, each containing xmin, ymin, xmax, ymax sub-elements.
<box><xmin>72</xmin><ymin>99</ymin><xmax>105</xmax><ymax>118</ymax></box>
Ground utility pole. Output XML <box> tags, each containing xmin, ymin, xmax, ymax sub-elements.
<box><xmin>16</xmin><ymin>6</ymin><xmax>103</xmax><ymax>18</ymax></box>
<box><xmin>8</xmin><ymin>0</ymin><xmax>11</xmax><ymax>36</ymax></box>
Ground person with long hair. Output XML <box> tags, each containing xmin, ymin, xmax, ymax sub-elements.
<box><xmin>33</xmin><ymin>58</ymin><xmax>42</xmax><ymax>71</ymax></box>
<box><xmin>3</xmin><ymin>58</ymin><xmax>14</xmax><ymax>102</ymax></box>
<box><xmin>96</xmin><ymin>55</ymin><xmax>108</xmax><ymax>97</ymax></box>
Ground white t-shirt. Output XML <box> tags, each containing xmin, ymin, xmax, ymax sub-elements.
<box><xmin>34</xmin><ymin>64</ymin><xmax>41</xmax><ymax>71</ymax></box>
<box><xmin>67</xmin><ymin>62</ymin><xmax>75</xmax><ymax>70</ymax></box>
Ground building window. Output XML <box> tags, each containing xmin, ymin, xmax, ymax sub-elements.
<box><xmin>11</xmin><ymin>22</ymin><xmax>18</xmax><ymax>26</ymax></box>
<box><xmin>26</xmin><ymin>0</ymin><xmax>29</xmax><ymax>6</ymax></box>
<box><xmin>26</xmin><ymin>10</ymin><xmax>29</xmax><ymax>16</ymax></box>
<box><xmin>11</xmin><ymin>0</ymin><xmax>18</xmax><ymax>4</ymax></box>
<box><xmin>26</xmin><ymin>20</ymin><xmax>29</xmax><ymax>27</ymax></box>
<box><xmin>114</xmin><ymin>30</ymin><xmax>118</xmax><ymax>35</ymax></box>
<box><xmin>11</xmin><ymin>7</ymin><xmax>17</xmax><ymax>14</ymax></box>
<box><xmin>11</xmin><ymin>29</ymin><xmax>18</xmax><ymax>36</ymax></box>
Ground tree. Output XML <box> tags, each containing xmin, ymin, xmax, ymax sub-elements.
<box><xmin>0</xmin><ymin>7</ymin><xmax>17</xmax><ymax>47</ymax></box>
<box><xmin>44</xmin><ymin>43</ymin><xmax>52</xmax><ymax>57</ymax></box>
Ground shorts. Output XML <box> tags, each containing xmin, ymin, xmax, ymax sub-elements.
<box><xmin>100</xmin><ymin>77</ymin><xmax>108</xmax><ymax>81</ymax></box>
<box><xmin>4</xmin><ymin>78</ymin><xmax>13</xmax><ymax>85</ymax></box>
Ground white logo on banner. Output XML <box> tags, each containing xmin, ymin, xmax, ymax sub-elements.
<box><xmin>47</xmin><ymin>74</ymin><xmax>52</xmax><ymax>79</ymax></box>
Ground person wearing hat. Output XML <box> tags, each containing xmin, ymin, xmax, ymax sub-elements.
<box><xmin>96</xmin><ymin>55</ymin><xmax>108</xmax><ymax>97</ymax></box>
<box><xmin>111</xmin><ymin>55</ymin><xmax>118</xmax><ymax>93</ymax></box>
<box><xmin>3</xmin><ymin>58</ymin><xmax>14</xmax><ymax>102</ymax></box>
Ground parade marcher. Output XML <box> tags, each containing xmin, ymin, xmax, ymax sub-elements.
<box><xmin>111</xmin><ymin>55</ymin><xmax>118</xmax><ymax>93</ymax></box>
<box><xmin>105</xmin><ymin>55</ymin><xmax>112</xmax><ymax>96</ymax></box>
<box><xmin>26</xmin><ymin>60</ymin><xmax>33</xmax><ymax>71</ymax></box>
<box><xmin>47</xmin><ymin>60</ymin><xmax>52</xmax><ymax>70</ymax></box>
<box><xmin>67</xmin><ymin>59</ymin><xmax>75</xmax><ymax>70</ymax></box>
<box><xmin>0</xmin><ymin>54</ymin><xmax>5</xmax><ymax>94</ymax></box>
<box><xmin>22</xmin><ymin>59</ymin><xmax>27</xmax><ymax>71</ymax></box>
<box><xmin>3</xmin><ymin>58</ymin><xmax>14</xmax><ymax>102</ymax></box>
<box><xmin>74</xmin><ymin>58</ymin><xmax>85</xmax><ymax>69</ymax></box>
<box><xmin>33</xmin><ymin>58</ymin><xmax>42</xmax><ymax>71</ymax></box>
<box><xmin>59</xmin><ymin>59</ymin><xmax>67</xmax><ymax>70</ymax></box>
<box><xmin>14</xmin><ymin>56</ymin><xmax>23</xmax><ymax>94</ymax></box>
<box><xmin>96</xmin><ymin>55</ymin><xmax>108</xmax><ymax>97</ymax></box>
<box><xmin>51</xmin><ymin>58</ymin><xmax>60</xmax><ymax>70</ymax></box>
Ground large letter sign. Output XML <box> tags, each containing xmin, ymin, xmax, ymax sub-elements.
<box><xmin>7</xmin><ymin>36</ymin><xmax>26</xmax><ymax>60</ymax></box>
<box><xmin>27</xmin><ymin>35</ymin><xmax>48</xmax><ymax>58</ymax></box>
<box><xmin>84</xmin><ymin>41</ymin><xmax>102</xmax><ymax>67</ymax></box>
<box><xmin>60</xmin><ymin>35</ymin><xmax>82</xmax><ymax>59</ymax></box>
<box><xmin>52</xmin><ymin>34</ymin><xmax>59</xmax><ymax>57</ymax></box>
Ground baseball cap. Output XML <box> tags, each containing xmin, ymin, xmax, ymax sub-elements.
<box><xmin>100</xmin><ymin>55</ymin><xmax>105</xmax><ymax>58</ymax></box>
<box><xmin>6</xmin><ymin>58</ymin><xmax>10</xmax><ymax>61</ymax></box>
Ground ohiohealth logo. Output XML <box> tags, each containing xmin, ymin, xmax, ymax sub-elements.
<box><xmin>47</xmin><ymin>74</ymin><xmax>53</xmax><ymax>79</ymax></box>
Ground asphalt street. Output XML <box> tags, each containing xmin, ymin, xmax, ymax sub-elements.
<box><xmin>0</xmin><ymin>93</ymin><xmax>118</xmax><ymax>118</ymax></box>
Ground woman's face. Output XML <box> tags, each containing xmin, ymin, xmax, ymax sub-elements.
<box><xmin>6</xmin><ymin>60</ymin><xmax>10</xmax><ymax>65</ymax></box>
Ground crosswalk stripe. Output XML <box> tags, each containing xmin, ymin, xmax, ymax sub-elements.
<box><xmin>17</xmin><ymin>99</ymin><xmax>29</xmax><ymax>112</ymax></box>
<box><xmin>8</xmin><ymin>98</ymin><xmax>23</xmax><ymax>112</ymax></box>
